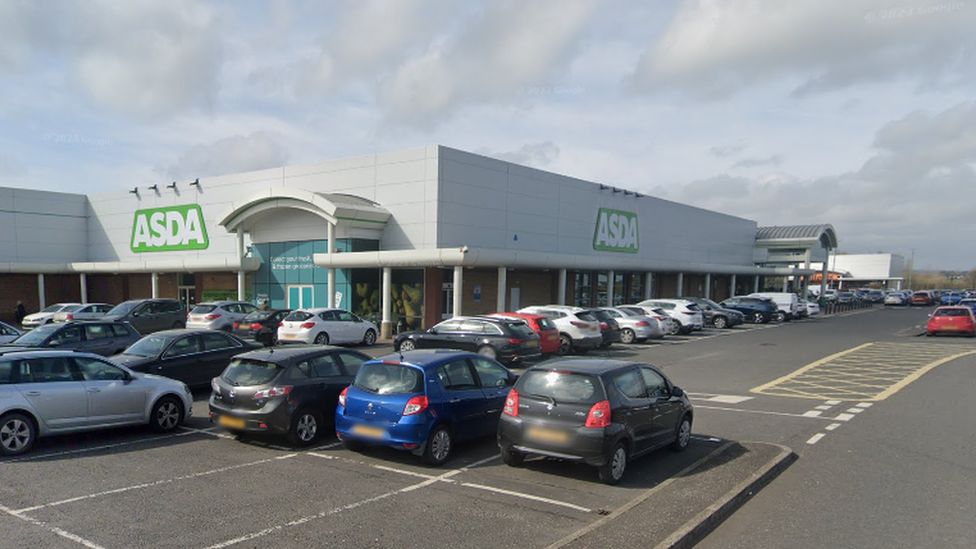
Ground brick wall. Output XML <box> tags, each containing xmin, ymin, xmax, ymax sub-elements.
<box><xmin>507</xmin><ymin>270</ymin><xmax>554</xmax><ymax>310</ymax></box>
<box><xmin>460</xmin><ymin>268</ymin><xmax>499</xmax><ymax>316</ymax></box>
<box><xmin>0</xmin><ymin>274</ymin><xmax>39</xmax><ymax>323</ymax></box>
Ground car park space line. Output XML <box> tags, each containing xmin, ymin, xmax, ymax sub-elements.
<box><xmin>5</xmin><ymin>428</ymin><xmax>209</xmax><ymax>463</ymax></box>
<box><xmin>14</xmin><ymin>453</ymin><xmax>299</xmax><ymax>515</ymax></box>
<box><xmin>825</xmin><ymin>423</ymin><xmax>842</xmax><ymax>431</ymax></box>
<box><xmin>0</xmin><ymin>502</ymin><xmax>105</xmax><ymax>549</ymax></box>
<box><xmin>806</xmin><ymin>433</ymin><xmax>826</xmax><ymax>445</ymax></box>
<box><xmin>458</xmin><ymin>482</ymin><xmax>593</xmax><ymax>513</ymax></box>
<box><xmin>696</xmin><ymin>405</ymin><xmax>839</xmax><ymax>420</ymax></box>
<box><xmin>835</xmin><ymin>413</ymin><xmax>855</xmax><ymax>421</ymax></box>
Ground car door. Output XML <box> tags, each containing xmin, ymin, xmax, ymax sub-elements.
<box><xmin>317</xmin><ymin>310</ymin><xmax>342</xmax><ymax>342</ymax></box>
<box><xmin>197</xmin><ymin>333</ymin><xmax>244</xmax><ymax>386</ymax></box>
<box><xmin>156</xmin><ymin>334</ymin><xmax>202</xmax><ymax>385</ymax></box>
<box><xmin>435</xmin><ymin>359</ymin><xmax>488</xmax><ymax>440</ymax></box>
<box><xmin>640</xmin><ymin>367</ymin><xmax>682</xmax><ymax>448</ymax></box>
<box><xmin>334</xmin><ymin>310</ymin><xmax>360</xmax><ymax>343</ymax></box>
<box><xmin>81</xmin><ymin>323</ymin><xmax>115</xmax><ymax>356</ymax></box>
<box><xmin>608</xmin><ymin>368</ymin><xmax>656</xmax><ymax>453</ymax></box>
<box><xmin>469</xmin><ymin>357</ymin><xmax>514</xmax><ymax>436</ymax></box>
<box><xmin>308</xmin><ymin>352</ymin><xmax>349</xmax><ymax>416</ymax></box>
<box><xmin>74</xmin><ymin>356</ymin><xmax>146</xmax><ymax>424</ymax></box>
<box><xmin>418</xmin><ymin>319</ymin><xmax>461</xmax><ymax>349</ymax></box>
<box><xmin>452</xmin><ymin>319</ymin><xmax>487</xmax><ymax>352</ymax></box>
<box><xmin>49</xmin><ymin>324</ymin><xmax>84</xmax><ymax>351</ymax></box>
<box><xmin>13</xmin><ymin>356</ymin><xmax>90</xmax><ymax>430</ymax></box>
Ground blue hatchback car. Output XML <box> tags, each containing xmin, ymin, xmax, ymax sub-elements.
<box><xmin>335</xmin><ymin>350</ymin><xmax>516</xmax><ymax>465</ymax></box>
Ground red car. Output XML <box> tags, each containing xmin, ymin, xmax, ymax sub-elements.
<box><xmin>490</xmin><ymin>312</ymin><xmax>560</xmax><ymax>355</ymax></box>
<box><xmin>926</xmin><ymin>306</ymin><xmax>976</xmax><ymax>337</ymax></box>
<box><xmin>911</xmin><ymin>291</ymin><xmax>935</xmax><ymax>306</ymax></box>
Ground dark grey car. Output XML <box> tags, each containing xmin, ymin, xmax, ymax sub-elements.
<box><xmin>2</xmin><ymin>321</ymin><xmax>142</xmax><ymax>356</ymax></box>
<box><xmin>102</xmin><ymin>299</ymin><xmax>186</xmax><ymax>335</ymax></box>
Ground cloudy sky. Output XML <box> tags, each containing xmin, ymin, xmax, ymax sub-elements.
<box><xmin>1</xmin><ymin>0</ymin><xmax>974</xmax><ymax>269</ymax></box>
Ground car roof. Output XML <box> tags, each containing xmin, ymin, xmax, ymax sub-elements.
<box><xmin>139</xmin><ymin>328</ymin><xmax>234</xmax><ymax>337</ymax></box>
<box><xmin>238</xmin><ymin>344</ymin><xmax>351</xmax><ymax>362</ymax></box>
<box><xmin>0</xmin><ymin>348</ymin><xmax>98</xmax><ymax>358</ymax></box>
<box><xmin>298</xmin><ymin>307</ymin><xmax>349</xmax><ymax>313</ymax></box>
<box><xmin>373</xmin><ymin>349</ymin><xmax>480</xmax><ymax>370</ymax></box>
<box><xmin>526</xmin><ymin>358</ymin><xmax>652</xmax><ymax>375</ymax></box>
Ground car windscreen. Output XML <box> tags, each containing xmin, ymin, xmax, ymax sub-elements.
<box><xmin>353</xmin><ymin>363</ymin><xmax>423</xmax><ymax>395</ymax></box>
<box><xmin>242</xmin><ymin>311</ymin><xmax>273</xmax><ymax>322</ymax></box>
<box><xmin>536</xmin><ymin>318</ymin><xmax>556</xmax><ymax>331</ymax></box>
<box><xmin>106</xmin><ymin>301</ymin><xmax>139</xmax><ymax>316</ymax></box>
<box><xmin>123</xmin><ymin>334</ymin><xmax>174</xmax><ymax>357</ymax></box>
<box><xmin>10</xmin><ymin>324</ymin><xmax>59</xmax><ymax>345</ymax></box>
<box><xmin>39</xmin><ymin>304</ymin><xmax>65</xmax><ymax>313</ymax></box>
<box><xmin>284</xmin><ymin>311</ymin><xmax>313</xmax><ymax>322</ymax></box>
<box><xmin>519</xmin><ymin>369</ymin><xmax>605</xmax><ymax>405</ymax></box>
<box><xmin>221</xmin><ymin>358</ymin><xmax>283</xmax><ymax>386</ymax></box>
<box><xmin>934</xmin><ymin>309</ymin><xmax>969</xmax><ymax>317</ymax></box>
<box><xmin>191</xmin><ymin>305</ymin><xmax>217</xmax><ymax>314</ymax></box>
<box><xmin>505</xmin><ymin>322</ymin><xmax>536</xmax><ymax>339</ymax></box>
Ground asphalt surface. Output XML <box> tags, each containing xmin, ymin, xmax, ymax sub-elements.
<box><xmin>2</xmin><ymin>305</ymin><xmax>973</xmax><ymax>548</ymax></box>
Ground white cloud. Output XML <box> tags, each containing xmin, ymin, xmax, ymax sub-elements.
<box><xmin>160</xmin><ymin>132</ymin><xmax>288</xmax><ymax>180</ymax></box>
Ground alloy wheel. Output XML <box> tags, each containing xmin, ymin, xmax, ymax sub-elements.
<box><xmin>558</xmin><ymin>335</ymin><xmax>572</xmax><ymax>355</ymax></box>
<box><xmin>399</xmin><ymin>340</ymin><xmax>416</xmax><ymax>352</ymax></box>
<box><xmin>363</xmin><ymin>330</ymin><xmax>376</xmax><ymax>346</ymax></box>
<box><xmin>157</xmin><ymin>401</ymin><xmax>180</xmax><ymax>430</ymax></box>
<box><xmin>477</xmin><ymin>345</ymin><xmax>497</xmax><ymax>359</ymax></box>
<box><xmin>677</xmin><ymin>419</ymin><xmax>691</xmax><ymax>449</ymax></box>
<box><xmin>430</xmin><ymin>429</ymin><xmax>451</xmax><ymax>462</ymax></box>
<box><xmin>0</xmin><ymin>419</ymin><xmax>30</xmax><ymax>452</ymax></box>
<box><xmin>296</xmin><ymin>414</ymin><xmax>317</xmax><ymax>442</ymax></box>
<box><xmin>752</xmin><ymin>312</ymin><xmax>764</xmax><ymax>324</ymax></box>
<box><xmin>620</xmin><ymin>329</ymin><xmax>635</xmax><ymax>344</ymax></box>
<box><xmin>610</xmin><ymin>446</ymin><xmax>627</xmax><ymax>480</ymax></box>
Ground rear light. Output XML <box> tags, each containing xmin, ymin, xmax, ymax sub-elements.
<box><xmin>570</xmin><ymin>321</ymin><xmax>589</xmax><ymax>328</ymax></box>
<box><xmin>635</xmin><ymin>320</ymin><xmax>649</xmax><ymax>327</ymax></box>
<box><xmin>253</xmin><ymin>386</ymin><xmax>292</xmax><ymax>400</ymax></box>
<box><xmin>300</xmin><ymin>322</ymin><xmax>316</xmax><ymax>329</ymax></box>
<box><xmin>584</xmin><ymin>400</ymin><xmax>611</xmax><ymax>428</ymax></box>
<box><xmin>65</xmin><ymin>313</ymin><xmax>74</xmax><ymax>321</ymax></box>
<box><xmin>204</xmin><ymin>313</ymin><xmax>221</xmax><ymax>321</ymax></box>
<box><xmin>211</xmin><ymin>378</ymin><xmax>220</xmax><ymax>394</ymax></box>
<box><xmin>232</xmin><ymin>322</ymin><xmax>239</xmax><ymax>330</ymax></box>
<box><xmin>277</xmin><ymin>322</ymin><xmax>283</xmax><ymax>327</ymax></box>
<box><xmin>250</xmin><ymin>323</ymin><xmax>263</xmax><ymax>330</ymax></box>
<box><xmin>403</xmin><ymin>395</ymin><xmax>428</xmax><ymax>416</ymax></box>
<box><xmin>338</xmin><ymin>387</ymin><xmax>348</xmax><ymax>407</ymax></box>
<box><xmin>599</xmin><ymin>322</ymin><xmax>608</xmax><ymax>330</ymax></box>
<box><xmin>507</xmin><ymin>337</ymin><xmax>521</xmax><ymax>345</ymax></box>
<box><xmin>502</xmin><ymin>389</ymin><xmax>518</xmax><ymax>417</ymax></box>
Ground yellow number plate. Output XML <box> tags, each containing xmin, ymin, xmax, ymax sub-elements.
<box><xmin>525</xmin><ymin>426</ymin><xmax>569</xmax><ymax>444</ymax></box>
<box><xmin>218</xmin><ymin>415</ymin><xmax>245</xmax><ymax>429</ymax></box>
<box><xmin>351</xmin><ymin>424</ymin><xmax>385</xmax><ymax>438</ymax></box>
<box><xmin>526</xmin><ymin>340</ymin><xmax>538</xmax><ymax>347</ymax></box>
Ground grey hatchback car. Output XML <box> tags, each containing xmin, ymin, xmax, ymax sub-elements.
<box><xmin>0</xmin><ymin>350</ymin><xmax>193</xmax><ymax>456</ymax></box>
<box><xmin>102</xmin><ymin>299</ymin><xmax>186</xmax><ymax>335</ymax></box>
<box><xmin>3</xmin><ymin>321</ymin><xmax>142</xmax><ymax>356</ymax></box>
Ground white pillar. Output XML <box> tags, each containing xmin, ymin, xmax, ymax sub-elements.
<box><xmin>802</xmin><ymin>252</ymin><xmax>812</xmax><ymax>297</ymax></box>
<box><xmin>236</xmin><ymin>229</ymin><xmax>246</xmax><ymax>301</ymax></box>
<box><xmin>452</xmin><ymin>266</ymin><xmax>463</xmax><ymax>317</ymax></box>
<box><xmin>381</xmin><ymin>267</ymin><xmax>392</xmax><ymax>339</ymax></box>
<box><xmin>151</xmin><ymin>272</ymin><xmax>159</xmax><ymax>298</ymax></box>
<box><xmin>606</xmin><ymin>270</ymin><xmax>615</xmax><ymax>306</ymax></box>
<box><xmin>730</xmin><ymin>274</ymin><xmax>737</xmax><ymax>298</ymax></box>
<box><xmin>754</xmin><ymin>275</ymin><xmax>760</xmax><ymax>293</ymax></box>
<box><xmin>676</xmin><ymin>272</ymin><xmax>684</xmax><ymax>297</ymax></box>
<box><xmin>79</xmin><ymin>273</ymin><xmax>88</xmax><ymax>304</ymax></box>
<box><xmin>557</xmin><ymin>269</ymin><xmax>567</xmax><ymax>305</ymax></box>
<box><xmin>704</xmin><ymin>273</ymin><xmax>712</xmax><ymax>299</ymax></box>
<box><xmin>820</xmin><ymin>248</ymin><xmax>830</xmax><ymax>297</ymax></box>
<box><xmin>37</xmin><ymin>273</ymin><xmax>46</xmax><ymax>310</ymax></box>
<box><xmin>327</xmin><ymin>222</ymin><xmax>336</xmax><ymax>308</ymax></box>
<box><xmin>782</xmin><ymin>277</ymin><xmax>789</xmax><ymax>292</ymax></box>
<box><xmin>497</xmin><ymin>267</ymin><xmax>507</xmax><ymax>311</ymax></box>
<box><xmin>644</xmin><ymin>272</ymin><xmax>653</xmax><ymax>300</ymax></box>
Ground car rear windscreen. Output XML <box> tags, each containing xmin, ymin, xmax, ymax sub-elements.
<box><xmin>506</xmin><ymin>322</ymin><xmax>536</xmax><ymax>339</ymax></box>
<box><xmin>61</xmin><ymin>305</ymin><xmax>84</xmax><ymax>312</ymax></box>
<box><xmin>934</xmin><ymin>309</ymin><xmax>969</xmax><ymax>317</ymax></box>
<box><xmin>353</xmin><ymin>363</ymin><xmax>423</xmax><ymax>395</ymax></box>
<box><xmin>575</xmin><ymin>311</ymin><xmax>598</xmax><ymax>322</ymax></box>
<box><xmin>284</xmin><ymin>311</ymin><xmax>313</xmax><ymax>322</ymax></box>
<box><xmin>519</xmin><ymin>370</ymin><xmax>605</xmax><ymax>404</ymax></box>
<box><xmin>537</xmin><ymin>318</ymin><xmax>556</xmax><ymax>331</ymax></box>
<box><xmin>191</xmin><ymin>305</ymin><xmax>217</xmax><ymax>314</ymax></box>
<box><xmin>243</xmin><ymin>311</ymin><xmax>273</xmax><ymax>322</ymax></box>
<box><xmin>222</xmin><ymin>359</ymin><xmax>283</xmax><ymax>386</ymax></box>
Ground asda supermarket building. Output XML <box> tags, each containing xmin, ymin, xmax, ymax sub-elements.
<box><xmin>0</xmin><ymin>145</ymin><xmax>837</xmax><ymax>338</ymax></box>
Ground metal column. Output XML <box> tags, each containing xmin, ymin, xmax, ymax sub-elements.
<box><xmin>37</xmin><ymin>273</ymin><xmax>45</xmax><ymax>310</ymax></box>
<box><xmin>729</xmin><ymin>274</ymin><xmax>737</xmax><ymax>298</ymax></box>
<box><xmin>676</xmin><ymin>273</ymin><xmax>684</xmax><ymax>297</ymax></box>
<box><xmin>452</xmin><ymin>266</ymin><xmax>463</xmax><ymax>317</ymax></box>
<box><xmin>557</xmin><ymin>269</ymin><xmax>567</xmax><ymax>305</ymax></box>
<box><xmin>606</xmin><ymin>270</ymin><xmax>615</xmax><ymax>306</ymax></box>
<box><xmin>644</xmin><ymin>272</ymin><xmax>653</xmax><ymax>300</ymax></box>
<box><xmin>151</xmin><ymin>272</ymin><xmax>159</xmax><ymax>298</ymax></box>
<box><xmin>381</xmin><ymin>267</ymin><xmax>392</xmax><ymax>339</ymax></box>
<box><xmin>236</xmin><ymin>229</ymin><xmax>246</xmax><ymax>301</ymax></box>
<box><xmin>497</xmin><ymin>267</ymin><xmax>507</xmax><ymax>311</ymax></box>
<box><xmin>704</xmin><ymin>274</ymin><xmax>711</xmax><ymax>299</ymax></box>
<box><xmin>79</xmin><ymin>273</ymin><xmax>88</xmax><ymax>304</ymax></box>
<box><xmin>327</xmin><ymin>222</ymin><xmax>336</xmax><ymax>308</ymax></box>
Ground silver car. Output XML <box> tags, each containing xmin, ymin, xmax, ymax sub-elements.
<box><xmin>51</xmin><ymin>303</ymin><xmax>114</xmax><ymax>323</ymax></box>
<box><xmin>599</xmin><ymin>307</ymin><xmax>666</xmax><ymax>342</ymax></box>
<box><xmin>0</xmin><ymin>321</ymin><xmax>22</xmax><ymax>344</ymax></box>
<box><xmin>0</xmin><ymin>350</ymin><xmax>193</xmax><ymax>456</ymax></box>
<box><xmin>186</xmin><ymin>301</ymin><xmax>258</xmax><ymax>332</ymax></box>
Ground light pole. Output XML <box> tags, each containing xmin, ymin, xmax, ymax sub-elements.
<box><xmin>907</xmin><ymin>248</ymin><xmax>915</xmax><ymax>290</ymax></box>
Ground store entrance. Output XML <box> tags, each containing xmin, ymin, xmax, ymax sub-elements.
<box><xmin>178</xmin><ymin>286</ymin><xmax>196</xmax><ymax>311</ymax></box>
<box><xmin>287</xmin><ymin>285</ymin><xmax>313</xmax><ymax>309</ymax></box>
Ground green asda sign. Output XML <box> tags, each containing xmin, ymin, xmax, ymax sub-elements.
<box><xmin>130</xmin><ymin>204</ymin><xmax>209</xmax><ymax>253</ymax></box>
<box><xmin>593</xmin><ymin>208</ymin><xmax>639</xmax><ymax>253</ymax></box>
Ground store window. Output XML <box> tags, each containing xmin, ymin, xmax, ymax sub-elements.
<box><xmin>596</xmin><ymin>272</ymin><xmax>609</xmax><ymax>307</ymax></box>
<box><xmin>574</xmin><ymin>272</ymin><xmax>592</xmax><ymax>307</ymax></box>
<box><xmin>613</xmin><ymin>273</ymin><xmax>625</xmax><ymax>306</ymax></box>
<box><xmin>627</xmin><ymin>273</ymin><xmax>644</xmax><ymax>304</ymax></box>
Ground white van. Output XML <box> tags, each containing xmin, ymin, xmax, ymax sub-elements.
<box><xmin>748</xmin><ymin>292</ymin><xmax>801</xmax><ymax>321</ymax></box>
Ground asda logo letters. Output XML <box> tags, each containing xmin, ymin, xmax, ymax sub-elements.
<box><xmin>593</xmin><ymin>208</ymin><xmax>639</xmax><ymax>253</ymax></box>
<box><xmin>131</xmin><ymin>204</ymin><xmax>209</xmax><ymax>253</ymax></box>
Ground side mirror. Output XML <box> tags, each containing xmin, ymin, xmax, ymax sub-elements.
<box><xmin>131</xmin><ymin>311</ymin><xmax>140</xmax><ymax>318</ymax></box>
<box><xmin>671</xmin><ymin>386</ymin><xmax>684</xmax><ymax>397</ymax></box>
<box><xmin>427</xmin><ymin>328</ymin><xmax>437</xmax><ymax>334</ymax></box>
<box><xmin>47</xmin><ymin>340</ymin><xmax>61</xmax><ymax>347</ymax></box>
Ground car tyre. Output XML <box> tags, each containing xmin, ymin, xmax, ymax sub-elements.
<box><xmin>713</xmin><ymin>316</ymin><xmax>728</xmax><ymax>329</ymax></box>
<box><xmin>422</xmin><ymin>425</ymin><xmax>452</xmax><ymax>466</ymax></box>
<box><xmin>672</xmin><ymin>415</ymin><xmax>692</xmax><ymax>452</ymax></box>
<box><xmin>362</xmin><ymin>329</ymin><xmax>377</xmax><ymax>346</ymax></box>
<box><xmin>149</xmin><ymin>397</ymin><xmax>183</xmax><ymax>432</ymax></box>
<box><xmin>0</xmin><ymin>412</ymin><xmax>36</xmax><ymax>456</ymax></box>
<box><xmin>750</xmin><ymin>312</ymin><xmax>765</xmax><ymax>324</ymax></box>
<box><xmin>314</xmin><ymin>332</ymin><xmax>330</xmax><ymax>345</ymax></box>
<box><xmin>773</xmin><ymin>311</ymin><xmax>786</xmax><ymax>323</ymax></box>
<box><xmin>288</xmin><ymin>409</ymin><xmax>322</xmax><ymax>446</ymax></box>
<box><xmin>557</xmin><ymin>334</ymin><xmax>572</xmax><ymax>355</ymax></box>
<box><xmin>501</xmin><ymin>447</ymin><xmax>525</xmax><ymax>467</ymax></box>
<box><xmin>398</xmin><ymin>339</ymin><xmax>416</xmax><ymax>352</ymax></box>
<box><xmin>619</xmin><ymin>328</ymin><xmax>636</xmax><ymax>344</ymax></box>
<box><xmin>476</xmin><ymin>345</ymin><xmax>498</xmax><ymax>360</ymax></box>
<box><xmin>598</xmin><ymin>442</ymin><xmax>627</xmax><ymax>485</ymax></box>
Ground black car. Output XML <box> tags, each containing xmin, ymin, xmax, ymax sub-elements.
<box><xmin>209</xmin><ymin>345</ymin><xmax>371</xmax><ymax>445</ymax></box>
<box><xmin>720</xmin><ymin>297</ymin><xmax>778</xmax><ymax>324</ymax></box>
<box><xmin>102</xmin><ymin>298</ymin><xmax>186</xmax><ymax>334</ymax></box>
<box><xmin>394</xmin><ymin>316</ymin><xmax>541</xmax><ymax>365</ymax></box>
<box><xmin>2</xmin><ymin>321</ymin><xmax>141</xmax><ymax>356</ymax></box>
<box><xmin>497</xmin><ymin>359</ymin><xmax>693</xmax><ymax>485</ymax></box>
<box><xmin>111</xmin><ymin>329</ymin><xmax>261</xmax><ymax>388</ymax></box>
<box><xmin>585</xmin><ymin>309</ymin><xmax>621</xmax><ymax>349</ymax></box>
<box><xmin>232</xmin><ymin>309</ymin><xmax>291</xmax><ymax>347</ymax></box>
<box><xmin>684</xmin><ymin>297</ymin><xmax>744</xmax><ymax>329</ymax></box>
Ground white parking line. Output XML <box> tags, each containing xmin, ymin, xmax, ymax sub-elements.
<box><xmin>14</xmin><ymin>454</ymin><xmax>299</xmax><ymax>514</ymax></box>
<box><xmin>825</xmin><ymin>423</ymin><xmax>842</xmax><ymax>431</ymax></box>
<box><xmin>5</xmin><ymin>428</ymin><xmax>211</xmax><ymax>463</ymax></box>
<box><xmin>801</xmin><ymin>410</ymin><xmax>823</xmax><ymax>417</ymax></box>
<box><xmin>814</xmin><ymin>405</ymin><xmax>833</xmax><ymax>411</ymax></box>
<box><xmin>856</xmin><ymin>402</ymin><xmax>874</xmax><ymax>408</ymax></box>
<box><xmin>0</xmin><ymin>502</ymin><xmax>105</xmax><ymax>549</ymax></box>
<box><xmin>696</xmin><ymin>405</ymin><xmax>836</xmax><ymax>420</ymax></box>
<box><xmin>459</xmin><ymin>482</ymin><xmax>592</xmax><ymax>513</ymax></box>
<box><xmin>205</xmin><ymin>454</ymin><xmax>500</xmax><ymax>548</ymax></box>
<box><xmin>845</xmin><ymin>408</ymin><xmax>864</xmax><ymax>414</ymax></box>
<box><xmin>835</xmin><ymin>413</ymin><xmax>855</xmax><ymax>421</ymax></box>
<box><xmin>806</xmin><ymin>433</ymin><xmax>826</xmax><ymax>445</ymax></box>
<box><xmin>826</xmin><ymin>400</ymin><xmax>842</xmax><ymax>405</ymax></box>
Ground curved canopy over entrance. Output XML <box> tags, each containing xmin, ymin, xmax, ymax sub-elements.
<box><xmin>756</xmin><ymin>224</ymin><xmax>838</xmax><ymax>250</ymax></box>
<box><xmin>218</xmin><ymin>188</ymin><xmax>390</xmax><ymax>234</ymax></box>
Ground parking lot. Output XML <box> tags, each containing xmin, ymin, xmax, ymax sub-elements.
<box><xmin>4</xmin><ymin>305</ymin><xmax>974</xmax><ymax>549</ymax></box>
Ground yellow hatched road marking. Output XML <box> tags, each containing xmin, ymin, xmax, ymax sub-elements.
<box><xmin>752</xmin><ymin>342</ymin><xmax>976</xmax><ymax>401</ymax></box>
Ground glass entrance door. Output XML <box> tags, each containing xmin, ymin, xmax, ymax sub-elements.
<box><xmin>178</xmin><ymin>286</ymin><xmax>196</xmax><ymax>311</ymax></box>
<box><xmin>287</xmin><ymin>285</ymin><xmax>313</xmax><ymax>309</ymax></box>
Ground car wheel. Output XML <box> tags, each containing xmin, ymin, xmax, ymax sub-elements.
<box><xmin>362</xmin><ymin>329</ymin><xmax>377</xmax><ymax>346</ymax></box>
<box><xmin>476</xmin><ymin>345</ymin><xmax>498</xmax><ymax>360</ymax></box>
<box><xmin>398</xmin><ymin>339</ymin><xmax>416</xmax><ymax>352</ymax></box>
<box><xmin>557</xmin><ymin>335</ymin><xmax>572</xmax><ymax>355</ymax></box>
<box><xmin>150</xmin><ymin>397</ymin><xmax>183</xmax><ymax>432</ymax></box>
<box><xmin>668</xmin><ymin>319</ymin><xmax>681</xmax><ymax>335</ymax></box>
<box><xmin>773</xmin><ymin>311</ymin><xmax>786</xmax><ymax>323</ymax></box>
<box><xmin>288</xmin><ymin>410</ymin><xmax>322</xmax><ymax>446</ymax></box>
<box><xmin>713</xmin><ymin>316</ymin><xmax>728</xmax><ymax>329</ymax></box>
<box><xmin>598</xmin><ymin>442</ymin><xmax>627</xmax><ymax>485</ymax></box>
<box><xmin>619</xmin><ymin>328</ymin><xmax>635</xmax><ymax>344</ymax></box>
<box><xmin>0</xmin><ymin>413</ymin><xmax>36</xmax><ymax>456</ymax></box>
<box><xmin>672</xmin><ymin>415</ymin><xmax>692</xmax><ymax>452</ymax></box>
<box><xmin>422</xmin><ymin>425</ymin><xmax>452</xmax><ymax>466</ymax></box>
<box><xmin>314</xmin><ymin>332</ymin><xmax>330</xmax><ymax>345</ymax></box>
<box><xmin>501</xmin><ymin>447</ymin><xmax>525</xmax><ymax>467</ymax></box>
<box><xmin>750</xmin><ymin>312</ymin><xmax>764</xmax><ymax>324</ymax></box>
